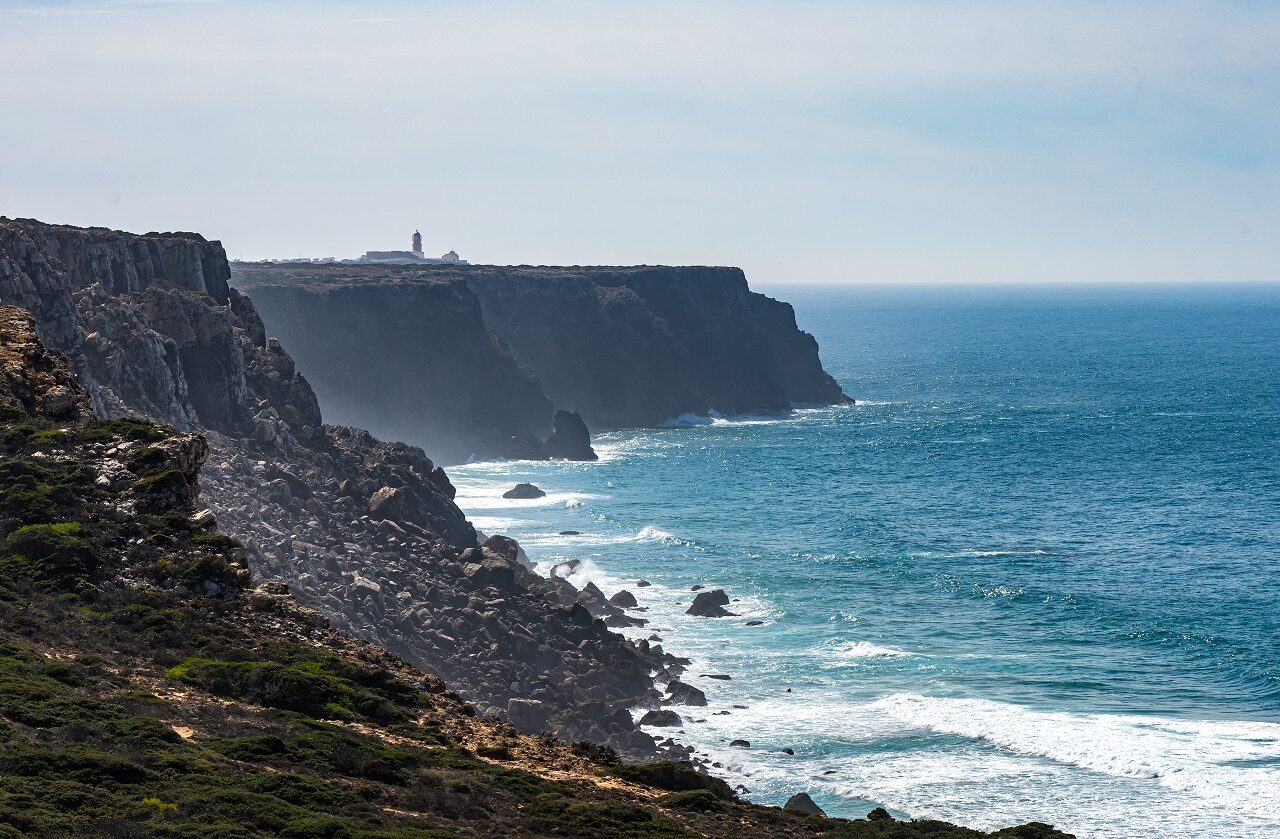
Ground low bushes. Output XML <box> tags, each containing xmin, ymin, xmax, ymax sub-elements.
<box><xmin>604</xmin><ymin>761</ymin><xmax>735</xmax><ymax>800</ymax></box>
<box><xmin>0</xmin><ymin>522</ymin><xmax>100</xmax><ymax>588</ymax></box>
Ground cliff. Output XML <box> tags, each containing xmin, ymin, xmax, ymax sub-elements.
<box><xmin>0</xmin><ymin>218</ymin><xmax>673</xmax><ymax>753</ymax></box>
<box><xmin>0</xmin><ymin>301</ymin><xmax>1075</xmax><ymax>839</ymax></box>
<box><xmin>220</xmin><ymin>267</ymin><xmax>554</xmax><ymax>463</ymax></box>
<box><xmin>232</xmin><ymin>263</ymin><xmax>849</xmax><ymax>462</ymax></box>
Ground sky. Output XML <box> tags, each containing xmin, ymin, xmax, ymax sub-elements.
<box><xmin>1</xmin><ymin>0</ymin><xmax>1277</xmax><ymax>284</ymax></box>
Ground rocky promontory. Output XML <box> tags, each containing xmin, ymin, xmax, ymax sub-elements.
<box><xmin>233</xmin><ymin>262</ymin><xmax>850</xmax><ymax>463</ymax></box>
<box><xmin>0</xmin><ymin>217</ymin><xmax>672</xmax><ymax>753</ymax></box>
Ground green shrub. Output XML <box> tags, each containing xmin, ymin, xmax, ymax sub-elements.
<box><xmin>135</xmin><ymin>469</ymin><xmax>185</xmax><ymax>495</ymax></box>
<box><xmin>166</xmin><ymin>657</ymin><xmax>397</xmax><ymax>721</ymax></box>
<box><xmin>128</xmin><ymin>446</ymin><xmax>170</xmax><ymax>471</ymax></box>
<box><xmin>0</xmin><ymin>459</ymin><xmax>97</xmax><ymax>526</ymax></box>
<box><xmin>0</xmin><ymin>522</ymin><xmax>100</xmax><ymax>588</ymax></box>
<box><xmin>521</xmin><ymin>796</ymin><xmax>694</xmax><ymax>838</ymax></box>
<box><xmin>658</xmin><ymin>788</ymin><xmax>727</xmax><ymax>812</ymax></box>
<box><xmin>0</xmin><ymin>742</ymin><xmax>151</xmax><ymax>786</ymax></box>
<box><xmin>76</xmin><ymin>418</ymin><xmax>170</xmax><ymax>444</ymax></box>
<box><xmin>604</xmin><ymin>761</ymin><xmax>735</xmax><ymax>800</ymax></box>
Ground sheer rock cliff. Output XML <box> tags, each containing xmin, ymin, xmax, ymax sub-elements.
<box><xmin>233</xmin><ymin>263</ymin><xmax>850</xmax><ymax>463</ymax></box>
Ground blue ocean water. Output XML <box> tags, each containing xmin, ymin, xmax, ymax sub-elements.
<box><xmin>450</xmin><ymin>283</ymin><xmax>1280</xmax><ymax>839</ymax></box>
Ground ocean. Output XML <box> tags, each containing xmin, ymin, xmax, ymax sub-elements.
<box><xmin>448</xmin><ymin>283</ymin><xmax>1280</xmax><ymax>839</ymax></box>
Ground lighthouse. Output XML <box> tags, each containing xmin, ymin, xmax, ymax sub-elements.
<box><xmin>411</xmin><ymin>230</ymin><xmax>424</xmax><ymax>259</ymax></box>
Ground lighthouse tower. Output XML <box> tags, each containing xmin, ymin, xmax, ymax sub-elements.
<box><xmin>411</xmin><ymin>230</ymin><xmax>424</xmax><ymax>259</ymax></box>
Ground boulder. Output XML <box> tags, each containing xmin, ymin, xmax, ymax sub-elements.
<box><xmin>507</xmin><ymin>699</ymin><xmax>549</xmax><ymax>734</ymax></box>
<box><xmin>503</xmin><ymin>482</ymin><xmax>546</xmax><ymax>499</ymax></box>
<box><xmin>687</xmin><ymin>589</ymin><xmax>736</xmax><ymax>617</ymax></box>
<box><xmin>664</xmin><ymin>680</ymin><xmax>707</xmax><ymax>707</ymax></box>
<box><xmin>368</xmin><ymin>486</ymin><xmax>406</xmax><ymax>520</ymax></box>
<box><xmin>729</xmin><ymin>739</ymin><xmax>750</xmax><ymax>748</ymax></box>
<box><xmin>639</xmin><ymin>709</ymin><xmax>683</xmax><ymax>727</ymax></box>
<box><xmin>543</xmin><ymin>409</ymin><xmax>598</xmax><ymax>461</ymax></box>
<box><xmin>783</xmin><ymin>792</ymin><xmax>825</xmax><ymax>816</ymax></box>
<box><xmin>608</xmin><ymin>589</ymin><xmax>638</xmax><ymax>608</ymax></box>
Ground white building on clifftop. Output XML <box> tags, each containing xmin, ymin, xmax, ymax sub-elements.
<box><xmin>356</xmin><ymin>230</ymin><xmax>467</xmax><ymax>265</ymax></box>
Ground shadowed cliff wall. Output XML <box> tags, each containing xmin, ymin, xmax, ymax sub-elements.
<box><xmin>234</xmin><ymin>263</ymin><xmax>849</xmax><ymax>458</ymax></box>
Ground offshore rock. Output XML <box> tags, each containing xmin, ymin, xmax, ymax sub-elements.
<box><xmin>503</xmin><ymin>482</ymin><xmax>546</xmax><ymax>499</ymax></box>
<box><xmin>664</xmin><ymin>679</ymin><xmax>708</xmax><ymax>707</ymax></box>
<box><xmin>543</xmin><ymin>409</ymin><xmax>597</xmax><ymax>461</ymax></box>
<box><xmin>687</xmin><ymin>589</ymin><xmax>737</xmax><ymax>617</ymax></box>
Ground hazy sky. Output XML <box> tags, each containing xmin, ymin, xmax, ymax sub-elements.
<box><xmin>2</xmin><ymin>1</ymin><xmax>1277</xmax><ymax>284</ymax></box>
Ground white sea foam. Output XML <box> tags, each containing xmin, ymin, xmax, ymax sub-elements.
<box><xmin>658</xmin><ymin>410</ymin><xmax>797</xmax><ymax>428</ymax></box>
<box><xmin>541</xmin><ymin>557</ymin><xmax>612</xmax><ymax>590</ymax></box>
<box><xmin>467</xmin><ymin>515</ymin><xmax>535</xmax><ymax>532</ymax></box>
<box><xmin>869</xmin><ymin>693</ymin><xmax>1280</xmax><ymax>822</ymax></box>
<box><xmin>826</xmin><ymin>641</ymin><xmax>917</xmax><ymax>661</ymax></box>
<box><xmin>967</xmin><ymin>549</ymin><xmax>1050</xmax><ymax>558</ymax></box>
<box><xmin>455</xmin><ymin>488</ymin><xmax>607</xmax><ymax>511</ymax></box>
<box><xmin>634</xmin><ymin>525</ymin><xmax>693</xmax><ymax>545</ymax></box>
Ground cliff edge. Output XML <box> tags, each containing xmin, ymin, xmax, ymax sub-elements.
<box><xmin>233</xmin><ymin>262</ymin><xmax>849</xmax><ymax>463</ymax></box>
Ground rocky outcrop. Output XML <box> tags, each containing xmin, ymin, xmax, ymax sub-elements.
<box><xmin>232</xmin><ymin>262</ymin><xmax>848</xmax><ymax>463</ymax></box>
<box><xmin>0</xmin><ymin>217</ymin><xmax>670</xmax><ymax>754</ymax></box>
<box><xmin>544</xmin><ymin>409</ymin><xmax>598</xmax><ymax>461</ymax></box>
<box><xmin>504</xmin><ymin>482</ymin><xmax>547</xmax><ymax>499</ymax></box>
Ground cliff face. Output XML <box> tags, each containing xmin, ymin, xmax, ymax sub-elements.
<box><xmin>0</xmin><ymin>218</ymin><xmax>671</xmax><ymax>754</ymax></box>
<box><xmin>233</xmin><ymin>263</ymin><xmax>849</xmax><ymax>457</ymax></box>
<box><xmin>234</xmin><ymin>266</ymin><xmax>553</xmax><ymax>464</ymax></box>
<box><xmin>468</xmin><ymin>265</ymin><xmax>849</xmax><ymax>426</ymax></box>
